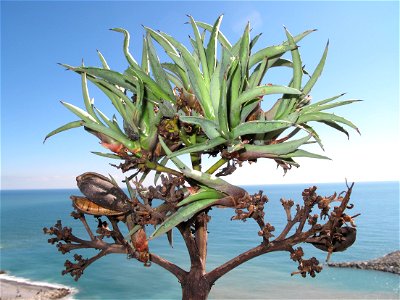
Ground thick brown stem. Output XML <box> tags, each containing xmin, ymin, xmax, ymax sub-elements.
<box><xmin>178</xmin><ymin>222</ymin><xmax>203</xmax><ymax>269</ymax></box>
<box><xmin>195</xmin><ymin>212</ymin><xmax>209</xmax><ymax>272</ymax></box>
<box><xmin>124</xmin><ymin>214</ymin><xmax>187</xmax><ymax>281</ymax></box>
<box><xmin>177</xmin><ymin>214</ymin><xmax>211</xmax><ymax>299</ymax></box>
<box><xmin>150</xmin><ymin>253</ymin><xmax>187</xmax><ymax>283</ymax></box>
<box><xmin>181</xmin><ymin>268</ymin><xmax>211</xmax><ymax>300</ymax></box>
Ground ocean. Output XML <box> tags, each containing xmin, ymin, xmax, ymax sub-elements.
<box><xmin>1</xmin><ymin>182</ymin><xmax>399</xmax><ymax>299</ymax></box>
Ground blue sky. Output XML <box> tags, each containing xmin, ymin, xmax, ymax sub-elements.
<box><xmin>1</xmin><ymin>1</ymin><xmax>399</xmax><ymax>189</ymax></box>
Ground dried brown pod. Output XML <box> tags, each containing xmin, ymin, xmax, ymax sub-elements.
<box><xmin>307</xmin><ymin>226</ymin><xmax>357</xmax><ymax>253</ymax></box>
<box><xmin>70</xmin><ymin>196</ymin><xmax>125</xmax><ymax>216</ymax></box>
<box><xmin>76</xmin><ymin>172</ymin><xmax>133</xmax><ymax>212</ymax></box>
<box><xmin>131</xmin><ymin>227</ymin><xmax>149</xmax><ymax>264</ymax></box>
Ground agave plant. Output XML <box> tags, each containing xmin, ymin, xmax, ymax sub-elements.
<box><xmin>44</xmin><ymin>15</ymin><xmax>360</xmax><ymax>299</ymax></box>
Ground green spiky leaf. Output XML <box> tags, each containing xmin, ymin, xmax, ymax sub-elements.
<box><xmin>149</xmin><ymin>198</ymin><xmax>220</xmax><ymax>240</ymax></box>
<box><xmin>44</xmin><ymin>120</ymin><xmax>83</xmax><ymax>143</ymax></box>
<box><xmin>244</xmin><ymin>134</ymin><xmax>312</xmax><ymax>156</ymax></box>
<box><xmin>91</xmin><ymin>152</ymin><xmax>122</xmax><ymax>159</ymax></box>
<box><xmin>168</xmin><ymin>136</ymin><xmax>226</xmax><ymax>158</ymax></box>
<box><xmin>297</xmin><ymin>112</ymin><xmax>360</xmax><ymax>134</ymax></box>
<box><xmin>177</xmin><ymin>188</ymin><xmax>224</xmax><ymax>207</ymax></box>
<box><xmin>302</xmin><ymin>41</ymin><xmax>329</xmax><ymax>96</ymax></box>
<box><xmin>231</xmin><ymin>120</ymin><xmax>295</xmax><ymax>139</ymax></box>
<box><xmin>179</xmin><ymin>116</ymin><xmax>221</xmax><ymax>139</ymax></box>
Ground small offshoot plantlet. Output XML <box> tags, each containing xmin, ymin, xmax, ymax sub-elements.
<box><xmin>44</xmin><ymin>15</ymin><xmax>361</xmax><ymax>299</ymax></box>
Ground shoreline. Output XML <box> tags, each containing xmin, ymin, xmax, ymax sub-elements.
<box><xmin>328</xmin><ymin>251</ymin><xmax>400</xmax><ymax>275</ymax></box>
<box><xmin>0</xmin><ymin>272</ymin><xmax>76</xmax><ymax>300</ymax></box>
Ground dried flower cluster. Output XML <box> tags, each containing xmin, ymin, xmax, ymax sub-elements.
<box><xmin>44</xmin><ymin>177</ymin><xmax>358</xmax><ymax>283</ymax></box>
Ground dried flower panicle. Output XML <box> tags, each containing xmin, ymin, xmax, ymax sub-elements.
<box><xmin>44</xmin><ymin>172</ymin><xmax>358</xmax><ymax>282</ymax></box>
<box><xmin>258</xmin><ymin>223</ymin><xmax>275</xmax><ymax>241</ymax></box>
<box><xmin>280</xmin><ymin>198</ymin><xmax>294</xmax><ymax>221</ymax></box>
<box><xmin>291</xmin><ymin>257</ymin><xmax>323</xmax><ymax>278</ymax></box>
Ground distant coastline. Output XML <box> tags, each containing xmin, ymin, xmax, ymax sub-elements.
<box><xmin>0</xmin><ymin>272</ymin><xmax>76</xmax><ymax>300</ymax></box>
<box><xmin>328</xmin><ymin>251</ymin><xmax>400</xmax><ymax>275</ymax></box>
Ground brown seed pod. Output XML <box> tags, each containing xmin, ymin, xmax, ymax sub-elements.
<box><xmin>131</xmin><ymin>227</ymin><xmax>149</xmax><ymax>264</ymax></box>
<box><xmin>308</xmin><ymin>226</ymin><xmax>357</xmax><ymax>253</ymax></box>
<box><xmin>71</xmin><ymin>196</ymin><xmax>125</xmax><ymax>216</ymax></box>
<box><xmin>132</xmin><ymin>228</ymin><xmax>149</xmax><ymax>253</ymax></box>
<box><xmin>76</xmin><ymin>172</ymin><xmax>132</xmax><ymax>213</ymax></box>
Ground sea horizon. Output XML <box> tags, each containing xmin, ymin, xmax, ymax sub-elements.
<box><xmin>1</xmin><ymin>180</ymin><xmax>398</xmax><ymax>191</ymax></box>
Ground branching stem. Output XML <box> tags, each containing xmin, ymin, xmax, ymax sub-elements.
<box><xmin>145</xmin><ymin>160</ymin><xmax>182</xmax><ymax>177</ymax></box>
<box><xmin>206</xmin><ymin>157</ymin><xmax>228</xmax><ymax>174</ymax></box>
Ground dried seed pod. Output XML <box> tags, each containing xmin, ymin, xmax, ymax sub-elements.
<box><xmin>132</xmin><ymin>228</ymin><xmax>149</xmax><ymax>253</ymax></box>
<box><xmin>131</xmin><ymin>227</ymin><xmax>149</xmax><ymax>264</ymax></box>
<box><xmin>76</xmin><ymin>172</ymin><xmax>132</xmax><ymax>212</ymax></box>
<box><xmin>308</xmin><ymin>226</ymin><xmax>357</xmax><ymax>253</ymax></box>
<box><xmin>70</xmin><ymin>196</ymin><xmax>125</xmax><ymax>216</ymax></box>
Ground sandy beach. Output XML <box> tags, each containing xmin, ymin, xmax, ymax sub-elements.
<box><xmin>0</xmin><ymin>272</ymin><xmax>74</xmax><ymax>300</ymax></box>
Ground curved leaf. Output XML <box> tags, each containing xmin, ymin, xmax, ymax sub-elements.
<box><xmin>96</xmin><ymin>50</ymin><xmax>110</xmax><ymax>70</ymax></box>
<box><xmin>110</xmin><ymin>28</ymin><xmax>139</xmax><ymax>68</ymax></box>
<box><xmin>248</xmin><ymin>58</ymin><xmax>268</xmax><ymax>88</ymax></box>
<box><xmin>238</xmin><ymin>85</ymin><xmax>301</xmax><ymax>106</ymax></box>
<box><xmin>244</xmin><ymin>134</ymin><xmax>312</xmax><ymax>156</ymax></box>
<box><xmin>205</xmin><ymin>15</ymin><xmax>223</xmax><ymax>75</ymax></box>
<box><xmin>302</xmin><ymin>93</ymin><xmax>345</xmax><ymax>109</ymax></box>
<box><xmin>94</xmin><ymin>107</ymin><xmax>126</xmax><ymax>135</ymax></box>
<box><xmin>81</xmin><ymin>72</ymin><xmax>102</xmax><ymax>124</ymax></box>
<box><xmin>61</xmin><ymin>64</ymin><xmax>138</xmax><ymax>91</ymax></box>
<box><xmin>249</xmin><ymin>29</ymin><xmax>316</xmax><ymax>68</ymax></box>
<box><xmin>162</xmin><ymin>62</ymin><xmax>189</xmax><ymax>89</ymax></box>
<box><xmin>231</xmin><ymin>120</ymin><xmax>294</xmax><ymax>139</ymax></box>
<box><xmin>280</xmin><ymin>149</ymin><xmax>331</xmax><ymax>160</ymax></box>
<box><xmin>168</xmin><ymin>136</ymin><xmax>226</xmax><ymax>158</ymax></box>
<box><xmin>60</xmin><ymin>101</ymin><xmax>98</xmax><ymax>123</ymax></box>
<box><xmin>179</xmin><ymin>116</ymin><xmax>221</xmax><ymax>139</ymax></box>
<box><xmin>177</xmin><ymin>188</ymin><xmax>224</xmax><ymax>207</ymax></box>
<box><xmin>44</xmin><ymin>120</ymin><xmax>83</xmax><ymax>143</ymax></box>
<box><xmin>144</xmin><ymin>27</ymin><xmax>183</xmax><ymax>68</ymax></box>
<box><xmin>149</xmin><ymin>198</ymin><xmax>220</xmax><ymax>240</ymax></box>
<box><xmin>188</xmin><ymin>15</ymin><xmax>210</xmax><ymax>83</ymax></box>
<box><xmin>179</xmin><ymin>48</ymin><xmax>214</xmax><ymax>119</ymax></box>
<box><xmin>297</xmin><ymin>112</ymin><xmax>360</xmax><ymax>134</ymax></box>
<box><xmin>302</xmin><ymin>41</ymin><xmax>329</xmax><ymax>96</ymax></box>
<box><xmin>83</xmin><ymin>122</ymin><xmax>137</xmax><ymax>151</ymax></box>
<box><xmin>284</xmin><ymin>27</ymin><xmax>302</xmax><ymax>90</ymax></box>
<box><xmin>124</xmin><ymin>66</ymin><xmax>175</xmax><ymax>103</ymax></box>
<box><xmin>301</xmin><ymin>99</ymin><xmax>361</xmax><ymax>113</ymax></box>
<box><xmin>91</xmin><ymin>151</ymin><xmax>122</xmax><ymax>159</ymax></box>
<box><xmin>195</xmin><ymin>19</ymin><xmax>232</xmax><ymax>49</ymax></box>
<box><xmin>146</xmin><ymin>34</ymin><xmax>175</xmax><ymax>100</ymax></box>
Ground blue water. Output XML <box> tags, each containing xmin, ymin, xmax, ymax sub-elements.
<box><xmin>1</xmin><ymin>182</ymin><xmax>399</xmax><ymax>299</ymax></box>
